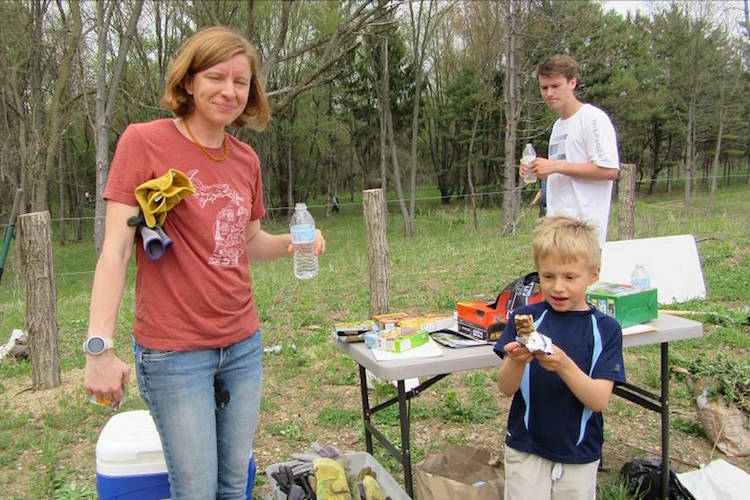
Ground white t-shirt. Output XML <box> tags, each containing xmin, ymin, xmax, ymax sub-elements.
<box><xmin>546</xmin><ymin>103</ymin><xmax>619</xmax><ymax>245</ymax></box>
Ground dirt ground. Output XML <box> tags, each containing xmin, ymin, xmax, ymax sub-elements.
<box><xmin>3</xmin><ymin>356</ymin><xmax>749</xmax><ymax>499</ymax></box>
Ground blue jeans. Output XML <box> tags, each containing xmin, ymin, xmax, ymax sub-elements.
<box><xmin>134</xmin><ymin>331</ymin><xmax>262</xmax><ymax>500</ymax></box>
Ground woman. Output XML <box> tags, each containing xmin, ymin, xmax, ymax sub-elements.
<box><xmin>83</xmin><ymin>26</ymin><xmax>325</xmax><ymax>499</ymax></box>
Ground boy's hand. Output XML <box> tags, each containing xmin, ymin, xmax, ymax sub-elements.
<box><xmin>534</xmin><ymin>343</ymin><xmax>573</xmax><ymax>373</ymax></box>
<box><xmin>504</xmin><ymin>341</ymin><xmax>534</xmax><ymax>364</ymax></box>
<box><xmin>530</xmin><ymin>157</ymin><xmax>555</xmax><ymax>179</ymax></box>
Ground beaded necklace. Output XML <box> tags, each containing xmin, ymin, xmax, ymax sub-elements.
<box><xmin>182</xmin><ymin>119</ymin><xmax>230</xmax><ymax>162</ymax></box>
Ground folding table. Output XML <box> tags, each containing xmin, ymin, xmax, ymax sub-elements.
<box><xmin>335</xmin><ymin>312</ymin><xmax>703</xmax><ymax>499</ymax></box>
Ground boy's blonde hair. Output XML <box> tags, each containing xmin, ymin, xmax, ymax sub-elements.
<box><xmin>161</xmin><ymin>26</ymin><xmax>271</xmax><ymax>131</ymax></box>
<box><xmin>533</xmin><ymin>215</ymin><xmax>600</xmax><ymax>270</ymax></box>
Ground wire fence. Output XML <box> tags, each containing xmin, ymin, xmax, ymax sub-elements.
<box><xmin>0</xmin><ymin>183</ymin><xmax>747</xmax><ymax>283</ymax></box>
<box><xmin>2</xmin><ymin>170</ymin><xmax>749</xmax><ymax>228</ymax></box>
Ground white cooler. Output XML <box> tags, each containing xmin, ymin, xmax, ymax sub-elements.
<box><xmin>95</xmin><ymin>409</ymin><xmax>255</xmax><ymax>499</ymax></box>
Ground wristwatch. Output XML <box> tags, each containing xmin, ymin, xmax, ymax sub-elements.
<box><xmin>83</xmin><ymin>336</ymin><xmax>114</xmax><ymax>356</ymax></box>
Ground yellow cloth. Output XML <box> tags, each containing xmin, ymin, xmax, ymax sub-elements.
<box><xmin>361</xmin><ymin>475</ymin><xmax>385</xmax><ymax>500</ymax></box>
<box><xmin>134</xmin><ymin>169</ymin><xmax>194</xmax><ymax>228</ymax></box>
<box><xmin>313</xmin><ymin>457</ymin><xmax>351</xmax><ymax>500</ymax></box>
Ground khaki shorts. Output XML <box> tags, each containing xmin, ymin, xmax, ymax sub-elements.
<box><xmin>504</xmin><ymin>446</ymin><xmax>599</xmax><ymax>500</ymax></box>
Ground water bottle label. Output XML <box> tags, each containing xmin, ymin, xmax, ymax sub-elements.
<box><xmin>291</xmin><ymin>224</ymin><xmax>315</xmax><ymax>244</ymax></box>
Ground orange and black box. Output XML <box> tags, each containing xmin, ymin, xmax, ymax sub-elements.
<box><xmin>456</xmin><ymin>300</ymin><xmax>506</xmax><ymax>342</ymax></box>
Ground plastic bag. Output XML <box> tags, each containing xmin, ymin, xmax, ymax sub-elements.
<box><xmin>619</xmin><ymin>459</ymin><xmax>695</xmax><ymax>500</ymax></box>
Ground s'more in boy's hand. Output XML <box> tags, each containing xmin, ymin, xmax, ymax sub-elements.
<box><xmin>514</xmin><ymin>314</ymin><xmax>554</xmax><ymax>355</ymax></box>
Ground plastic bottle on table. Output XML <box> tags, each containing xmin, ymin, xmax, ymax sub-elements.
<box><xmin>522</xmin><ymin>143</ymin><xmax>537</xmax><ymax>184</ymax></box>
<box><xmin>290</xmin><ymin>203</ymin><xmax>318</xmax><ymax>280</ymax></box>
<box><xmin>630</xmin><ymin>264</ymin><xmax>650</xmax><ymax>288</ymax></box>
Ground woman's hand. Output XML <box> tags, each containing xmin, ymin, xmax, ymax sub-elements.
<box><xmin>286</xmin><ymin>229</ymin><xmax>325</xmax><ymax>255</ymax></box>
<box><xmin>83</xmin><ymin>351</ymin><xmax>130</xmax><ymax>407</ymax></box>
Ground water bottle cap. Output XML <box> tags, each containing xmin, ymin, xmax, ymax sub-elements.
<box><xmin>295</xmin><ymin>203</ymin><xmax>307</xmax><ymax>211</ymax></box>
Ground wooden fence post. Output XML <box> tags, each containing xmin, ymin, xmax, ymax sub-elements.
<box><xmin>618</xmin><ymin>163</ymin><xmax>636</xmax><ymax>241</ymax></box>
<box><xmin>363</xmin><ymin>189</ymin><xmax>390</xmax><ymax>316</ymax></box>
<box><xmin>19</xmin><ymin>211</ymin><xmax>61</xmax><ymax>389</ymax></box>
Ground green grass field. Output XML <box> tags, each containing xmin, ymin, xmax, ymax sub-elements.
<box><xmin>1</xmin><ymin>182</ymin><xmax>749</xmax><ymax>499</ymax></box>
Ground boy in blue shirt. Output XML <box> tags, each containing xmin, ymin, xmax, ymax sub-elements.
<box><xmin>494</xmin><ymin>215</ymin><xmax>625</xmax><ymax>499</ymax></box>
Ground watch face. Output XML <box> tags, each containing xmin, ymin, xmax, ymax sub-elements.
<box><xmin>87</xmin><ymin>337</ymin><xmax>106</xmax><ymax>354</ymax></box>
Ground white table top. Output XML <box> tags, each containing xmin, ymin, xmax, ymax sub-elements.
<box><xmin>334</xmin><ymin>312</ymin><xmax>703</xmax><ymax>381</ymax></box>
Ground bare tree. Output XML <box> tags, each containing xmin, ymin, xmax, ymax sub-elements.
<box><xmin>92</xmin><ymin>0</ymin><xmax>143</xmax><ymax>254</ymax></box>
<box><xmin>500</xmin><ymin>0</ymin><xmax>525</xmax><ymax>235</ymax></box>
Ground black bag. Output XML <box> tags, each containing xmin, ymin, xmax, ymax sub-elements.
<box><xmin>619</xmin><ymin>459</ymin><xmax>695</xmax><ymax>500</ymax></box>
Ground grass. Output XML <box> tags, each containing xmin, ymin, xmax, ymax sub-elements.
<box><xmin>0</xmin><ymin>181</ymin><xmax>749</xmax><ymax>499</ymax></box>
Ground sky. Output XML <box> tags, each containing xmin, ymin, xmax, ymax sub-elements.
<box><xmin>600</xmin><ymin>0</ymin><xmax>654</xmax><ymax>17</ymax></box>
<box><xmin>600</xmin><ymin>0</ymin><xmax>747</xmax><ymax>35</ymax></box>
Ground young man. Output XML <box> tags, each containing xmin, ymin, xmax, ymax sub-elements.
<box><xmin>495</xmin><ymin>215</ymin><xmax>626</xmax><ymax>499</ymax></box>
<box><xmin>523</xmin><ymin>55</ymin><xmax>619</xmax><ymax>246</ymax></box>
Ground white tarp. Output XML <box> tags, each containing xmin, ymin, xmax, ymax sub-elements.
<box><xmin>601</xmin><ymin>234</ymin><xmax>706</xmax><ymax>304</ymax></box>
<box><xmin>677</xmin><ymin>459</ymin><xmax>750</xmax><ymax>500</ymax></box>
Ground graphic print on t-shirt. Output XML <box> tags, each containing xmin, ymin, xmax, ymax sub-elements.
<box><xmin>548</xmin><ymin>133</ymin><xmax>567</xmax><ymax>161</ymax></box>
<box><xmin>188</xmin><ymin>170</ymin><xmax>249</xmax><ymax>267</ymax></box>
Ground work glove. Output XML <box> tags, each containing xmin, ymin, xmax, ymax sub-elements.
<box><xmin>356</xmin><ymin>475</ymin><xmax>386</xmax><ymax>500</ymax></box>
<box><xmin>134</xmin><ymin>168</ymin><xmax>194</xmax><ymax>228</ymax></box>
<box><xmin>313</xmin><ymin>457</ymin><xmax>351</xmax><ymax>500</ymax></box>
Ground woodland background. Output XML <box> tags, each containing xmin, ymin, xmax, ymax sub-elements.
<box><xmin>1</xmin><ymin>2</ymin><xmax>750</xmax><ymax>499</ymax></box>
<box><xmin>1</xmin><ymin>0</ymin><xmax>749</xmax><ymax>245</ymax></box>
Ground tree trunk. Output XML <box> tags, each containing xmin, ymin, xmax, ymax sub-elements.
<box><xmin>501</xmin><ymin>0</ymin><xmax>522</xmax><ymax>235</ymax></box>
<box><xmin>406</xmin><ymin>0</ymin><xmax>436</xmax><ymax>238</ymax></box>
<box><xmin>19</xmin><ymin>211</ymin><xmax>60</xmax><ymax>389</ymax></box>
<box><xmin>683</xmin><ymin>91</ymin><xmax>696</xmax><ymax>214</ymax></box>
<box><xmin>363</xmin><ymin>189</ymin><xmax>390</xmax><ymax>316</ymax></box>
<box><xmin>467</xmin><ymin>109</ymin><xmax>481</xmax><ymax>231</ymax></box>
<box><xmin>708</xmin><ymin>100</ymin><xmax>725</xmax><ymax>213</ymax></box>
<box><xmin>58</xmin><ymin>139</ymin><xmax>66</xmax><ymax>246</ymax></box>
<box><xmin>287</xmin><ymin>104</ymin><xmax>294</xmax><ymax>209</ymax></box>
<box><xmin>38</xmin><ymin>0</ymin><xmax>82</xmax><ymax>211</ymax></box>
<box><xmin>618</xmin><ymin>164</ymin><xmax>636</xmax><ymax>240</ymax></box>
<box><xmin>379</xmin><ymin>35</ymin><xmax>388</xmax><ymax>212</ymax></box>
<box><xmin>385</xmin><ymin>88</ymin><xmax>411</xmax><ymax>236</ymax></box>
<box><xmin>93</xmin><ymin>0</ymin><xmax>144</xmax><ymax>254</ymax></box>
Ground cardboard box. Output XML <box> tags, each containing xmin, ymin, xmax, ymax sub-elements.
<box><xmin>372</xmin><ymin>312</ymin><xmax>410</xmax><ymax>330</ymax></box>
<box><xmin>335</xmin><ymin>320</ymin><xmax>377</xmax><ymax>334</ymax></box>
<box><xmin>398</xmin><ymin>314</ymin><xmax>455</xmax><ymax>333</ymax></box>
<box><xmin>456</xmin><ymin>301</ymin><xmax>505</xmax><ymax>342</ymax></box>
<box><xmin>587</xmin><ymin>282</ymin><xmax>658</xmax><ymax>327</ymax></box>
<box><xmin>364</xmin><ymin>327</ymin><xmax>430</xmax><ymax>353</ymax></box>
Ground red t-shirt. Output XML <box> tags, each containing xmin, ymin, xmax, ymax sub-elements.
<box><xmin>103</xmin><ymin>119</ymin><xmax>265</xmax><ymax>350</ymax></box>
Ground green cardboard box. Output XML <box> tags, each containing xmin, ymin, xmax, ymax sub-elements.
<box><xmin>367</xmin><ymin>328</ymin><xmax>430</xmax><ymax>353</ymax></box>
<box><xmin>587</xmin><ymin>282</ymin><xmax>658</xmax><ymax>328</ymax></box>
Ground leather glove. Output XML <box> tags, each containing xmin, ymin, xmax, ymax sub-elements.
<box><xmin>313</xmin><ymin>457</ymin><xmax>351</xmax><ymax>499</ymax></box>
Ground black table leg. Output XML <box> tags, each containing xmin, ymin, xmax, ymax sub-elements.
<box><xmin>661</xmin><ymin>342</ymin><xmax>669</xmax><ymax>500</ymax></box>
<box><xmin>359</xmin><ymin>365</ymin><xmax>373</xmax><ymax>455</ymax></box>
<box><xmin>397</xmin><ymin>380</ymin><xmax>413</xmax><ymax>497</ymax></box>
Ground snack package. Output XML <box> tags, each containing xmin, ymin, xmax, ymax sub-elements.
<box><xmin>514</xmin><ymin>314</ymin><xmax>554</xmax><ymax>355</ymax></box>
<box><xmin>89</xmin><ymin>393</ymin><xmax>125</xmax><ymax>410</ymax></box>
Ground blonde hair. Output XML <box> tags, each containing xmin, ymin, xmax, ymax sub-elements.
<box><xmin>161</xmin><ymin>26</ymin><xmax>271</xmax><ymax>131</ymax></box>
<box><xmin>533</xmin><ymin>215</ymin><xmax>600</xmax><ymax>270</ymax></box>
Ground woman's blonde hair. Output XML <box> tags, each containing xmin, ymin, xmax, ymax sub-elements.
<box><xmin>161</xmin><ymin>26</ymin><xmax>271</xmax><ymax>131</ymax></box>
<box><xmin>533</xmin><ymin>215</ymin><xmax>601</xmax><ymax>271</ymax></box>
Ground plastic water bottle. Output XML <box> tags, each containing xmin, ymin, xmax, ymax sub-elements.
<box><xmin>522</xmin><ymin>143</ymin><xmax>537</xmax><ymax>184</ymax></box>
<box><xmin>630</xmin><ymin>264</ymin><xmax>650</xmax><ymax>288</ymax></box>
<box><xmin>290</xmin><ymin>203</ymin><xmax>318</xmax><ymax>280</ymax></box>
